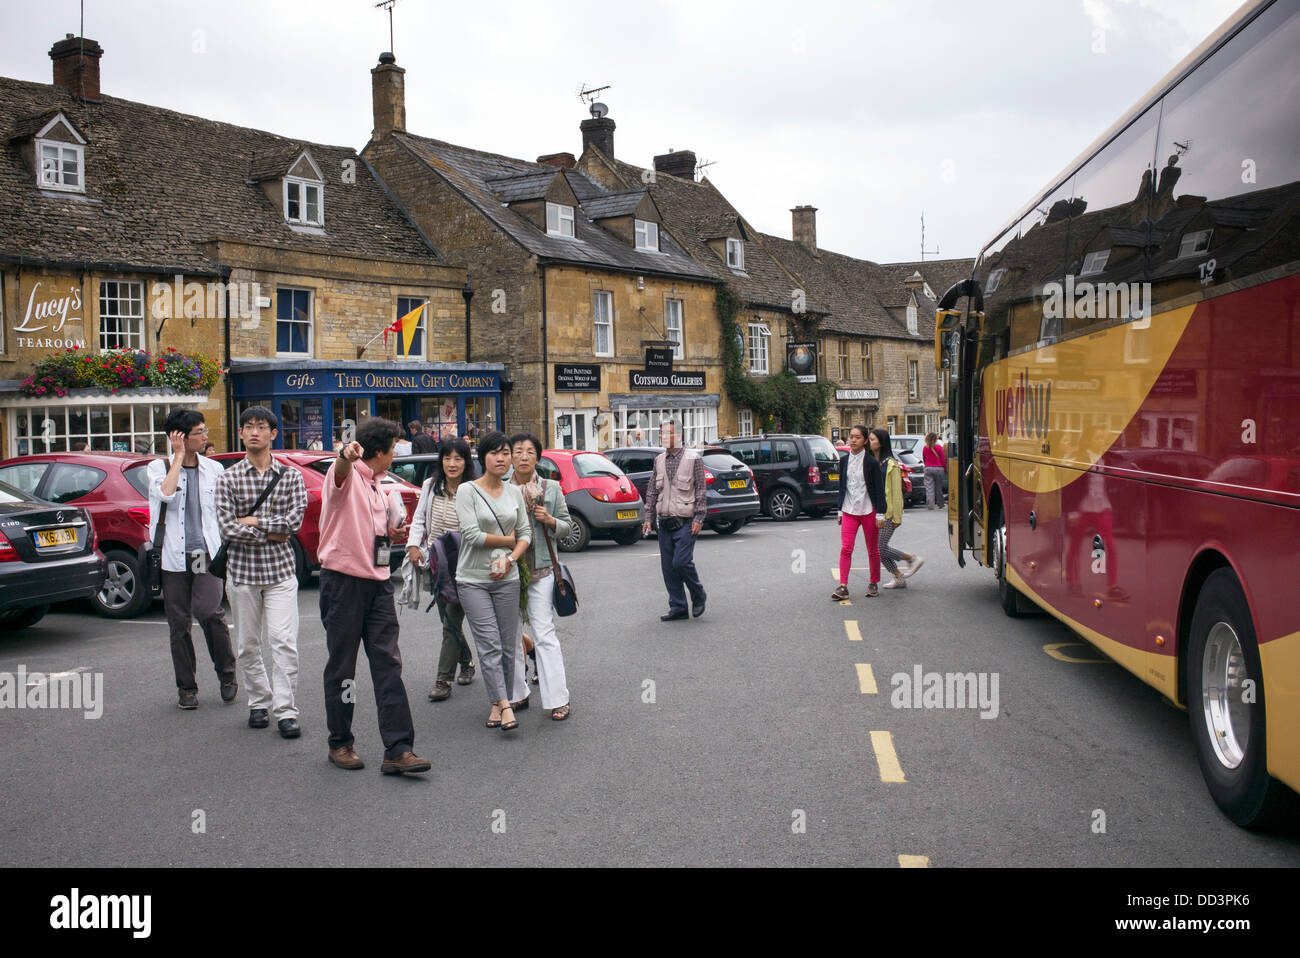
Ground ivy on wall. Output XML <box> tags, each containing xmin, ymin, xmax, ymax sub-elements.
<box><xmin>716</xmin><ymin>284</ymin><xmax>834</xmax><ymax>435</ymax></box>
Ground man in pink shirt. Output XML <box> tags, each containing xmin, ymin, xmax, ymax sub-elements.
<box><xmin>319</xmin><ymin>418</ymin><xmax>430</xmax><ymax>775</ymax></box>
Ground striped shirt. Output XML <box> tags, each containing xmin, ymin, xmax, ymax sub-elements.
<box><xmin>215</xmin><ymin>457</ymin><xmax>307</xmax><ymax>586</ymax></box>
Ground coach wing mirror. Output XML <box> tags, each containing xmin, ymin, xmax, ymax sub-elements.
<box><xmin>934</xmin><ymin>279</ymin><xmax>986</xmax><ymax>370</ymax></box>
<box><xmin>935</xmin><ymin>309</ymin><xmax>961</xmax><ymax>371</ymax></box>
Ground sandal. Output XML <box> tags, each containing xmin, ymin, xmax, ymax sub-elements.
<box><xmin>499</xmin><ymin>705</ymin><xmax>519</xmax><ymax>731</ymax></box>
<box><xmin>486</xmin><ymin>703</ymin><xmax>503</xmax><ymax>728</ymax></box>
<box><xmin>551</xmin><ymin>703</ymin><xmax>571</xmax><ymax>721</ymax></box>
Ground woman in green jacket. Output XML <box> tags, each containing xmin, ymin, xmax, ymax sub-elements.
<box><xmin>870</xmin><ymin>428</ymin><xmax>924</xmax><ymax>589</ymax></box>
<box><xmin>507</xmin><ymin>433</ymin><xmax>573</xmax><ymax>720</ymax></box>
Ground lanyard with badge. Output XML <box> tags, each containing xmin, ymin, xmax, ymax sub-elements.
<box><xmin>365</xmin><ymin>473</ymin><xmax>392</xmax><ymax>567</ymax></box>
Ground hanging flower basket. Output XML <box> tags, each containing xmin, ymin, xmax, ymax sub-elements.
<box><xmin>20</xmin><ymin>346</ymin><xmax>226</xmax><ymax>398</ymax></box>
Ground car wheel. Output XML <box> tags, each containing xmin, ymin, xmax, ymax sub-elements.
<box><xmin>0</xmin><ymin>604</ymin><xmax>50</xmax><ymax>631</ymax></box>
<box><xmin>558</xmin><ymin>513</ymin><xmax>590</xmax><ymax>552</ymax></box>
<box><xmin>91</xmin><ymin>549</ymin><xmax>152</xmax><ymax>619</ymax></box>
<box><xmin>765</xmin><ymin>488</ymin><xmax>798</xmax><ymax>521</ymax></box>
<box><xmin>611</xmin><ymin>527</ymin><xmax>641</xmax><ymax>546</ymax></box>
<box><xmin>709</xmin><ymin>518</ymin><xmax>743</xmax><ymax>535</ymax></box>
<box><xmin>293</xmin><ymin>538</ymin><xmax>313</xmax><ymax>587</ymax></box>
<box><xmin>992</xmin><ymin>511</ymin><xmax>1027</xmax><ymax>618</ymax></box>
<box><xmin>1187</xmin><ymin>568</ymin><xmax>1297</xmax><ymax>828</ymax></box>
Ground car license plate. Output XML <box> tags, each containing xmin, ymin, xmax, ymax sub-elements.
<box><xmin>616</xmin><ymin>510</ymin><xmax>638</xmax><ymax>520</ymax></box>
<box><xmin>35</xmin><ymin>528</ymin><xmax>76</xmax><ymax>547</ymax></box>
<box><xmin>828</xmin><ymin>473</ymin><xmax>839</xmax><ymax>482</ymax></box>
<box><xmin>728</xmin><ymin>479</ymin><xmax>746</xmax><ymax>489</ymax></box>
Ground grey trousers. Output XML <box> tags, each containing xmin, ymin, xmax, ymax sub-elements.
<box><xmin>459</xmin><ymin>579</ymin><xmax>521</xmax><ymax>704</ymax></box>
<box><xmin>924</xmin><ymin>466</ymin><xmax>945</xmax><ymax>507</ymax></box>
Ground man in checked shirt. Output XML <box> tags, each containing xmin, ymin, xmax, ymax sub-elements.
<box><xmin>641</xmin><ymin>419</ymin><xmax>708</xmax><ymax>621</ymax></box>
<box><xmin>216</xmin><ymin>406</ymin><xmax>308</xmax><ymax>738</ymax></box>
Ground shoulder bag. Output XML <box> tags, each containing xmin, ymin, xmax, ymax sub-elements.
<box><xmin>209</xmin><ymin>466</ymin><xmax>284</xmax><ymax>579</ymax></box>
<box><xmin>538</xmin><ymin>479</ymin><xmax>578</xmax><ymax>617</ymax></box>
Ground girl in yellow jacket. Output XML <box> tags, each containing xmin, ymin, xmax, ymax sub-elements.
<box><xmin>870</xmin><ymin>429</ymin><xmax>924</xmax><ymax>589</ymax></box>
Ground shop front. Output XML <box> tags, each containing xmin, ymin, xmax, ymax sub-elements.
<box><xmin>832</xmin><ymin>387</ymin><xmax>880</xmax><ymax>440</ymax></box>
<box><xmin>229</xmin><ymin>360</ymin><xmax>506</xmax><ymax>451</ymax></box>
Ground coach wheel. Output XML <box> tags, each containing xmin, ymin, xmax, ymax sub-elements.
<box><xmin>765</xmin><ymin>488</ymin><xmax>798</xmax><ymax>521</ymax></box>
<box><xmin>558</xmin><ymin>514</ymin><xmax>590</xmax><ymax>553</ymax></box>
<box><xmin>992</xmin><ymin>513</ymin><xmax>1027</xmax><ymax>618</ymax></box>
<box><xmin>0</xmin><ymin>604</ymin><xmax>49</xmax><ymax>631</ymax></box>
<box><xmin>91</xmin><ymin>549</ymin><xmax>152</xmax><ymax>619</ymax></box>
<box><xmin>1187</xmin><ymin>568</ymin><xmax>1296</xmax><ymax>828</ymax></box>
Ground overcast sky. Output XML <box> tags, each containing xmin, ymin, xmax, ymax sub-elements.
<box><xmin>2</xmin><ymin>0</ymin><xmax>1244</xmax><ymax>263</ymax></box>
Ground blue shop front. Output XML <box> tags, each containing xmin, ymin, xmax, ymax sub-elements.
<box><xmin>228</xmin><ymin>360</ymin><xmax>507</xmax><ymax>451</ymax></box>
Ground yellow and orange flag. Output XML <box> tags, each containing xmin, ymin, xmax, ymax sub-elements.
<box><xmin>383</xmin><ymin>302</ymin><xmax>425</xmax><ymax>356</ymax></box>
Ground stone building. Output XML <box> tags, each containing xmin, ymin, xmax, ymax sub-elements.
<box><xmin>362</xmin><ymin>55</ymin><xmax>720</xmax><ymax>449</ymax></box>
<box><xmin>0</xmin><ymin>35</ymin><xmax>481</xmax><ymax>458</ymax></box>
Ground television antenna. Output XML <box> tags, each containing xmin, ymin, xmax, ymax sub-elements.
<box><xmin>920</xmin><ymin>211</ymin><xmax>939</xmax><ymax>261</ymax></box>
<box><xmin>576</xmin><ymin>83</ymin><xmax>611</xmax><ymax>108</ymax></box>
<box><xmin>1173</xmin><ymin>139</ymin><xmax>1193</xmax><ymax>157</ymax></box>
<box><xmin>695</xmin><ymin>156</ymin><xmax>717</xmax><ymax>179</ymax></box>
<box><xmin>374</xmin><ymin>1</ymin><xmax>397</xmax><ymax>55</ymax></box>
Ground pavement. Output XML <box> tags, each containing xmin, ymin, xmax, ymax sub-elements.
<box><xmin>1</xmin><ymin>507</ymin><xmax>1297</xmax><ymax>867</ymax></box>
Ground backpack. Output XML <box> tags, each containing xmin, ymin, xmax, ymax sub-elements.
<box><xmin>427</xmin><ymin>530</ymin><xmax>462</xmax><ymax>609</ymax></box>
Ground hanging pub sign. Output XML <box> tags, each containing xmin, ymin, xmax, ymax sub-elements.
<box><xmin>645</xmin><ymin>347</ymin><xmax>673</xmax><ymax>371</ymax></box>
<box><xmin>787</xmin><ymin>341</ymin><xmax>818</xmax><ymax>383</ymax></box>
<box><xmin>555</xmin><ymin>363</ymin><xmax>601</xmax><ymax>392</ymax></box>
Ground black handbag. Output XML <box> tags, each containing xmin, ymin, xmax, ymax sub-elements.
<box><xmin>148</xmin><ymin>506</ymin><xmax>166</xmax><ymax>590</ymax></box>
<box><xmin>210</xmin><ymin>467</ymin><xmax>284</xmax><ymax>579</ymax></box>
<box><xmin>539</xmin><ymin>481</ymin><xmax>578</xmax><ymax>617</ymax></box>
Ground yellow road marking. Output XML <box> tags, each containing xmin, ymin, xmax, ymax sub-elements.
<box><xmin>845</xmin><ymin>620</ymin><xmax>863</xmax><ymax>642</ymax></box>
<box><xmin>855</xmin><ymin>664</ymin><xmax>877</xmax><ymax>694</ymax></box>
<box><xmin>1043</xmin><ymin>641</ymin><xmax>1111</xmax><ymax>664</ymax></box>
<box><xmin>898</xmin><ymin>855</ymin><xmax>930</xmax><ymax>868</ymax></box>
<box><xmin>870</xmin><ymin>730</ymin><xmax>907</xmax><ymax>783</ymax></box>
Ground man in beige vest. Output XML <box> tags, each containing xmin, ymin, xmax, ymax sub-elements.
<box><xmin>641</xmin><ymin>420</ymin><xmax>708</xmax><ymax>621</ymax></box>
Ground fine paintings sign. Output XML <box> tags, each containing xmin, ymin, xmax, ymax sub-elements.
<box><xmin>555</xmin><ymin>364</ymin><xmax>601</xmax><ymax>392</ymax></box>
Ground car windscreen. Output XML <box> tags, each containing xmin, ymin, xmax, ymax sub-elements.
<box><xmin>807</xmin><ymin>437</ymin><xmax>839</xmax><ymax>463</ymax></box>
<box><xmin>573</xmin><ymin>453</ymin><xmax>624</xmax><ymax>479</ymax></box>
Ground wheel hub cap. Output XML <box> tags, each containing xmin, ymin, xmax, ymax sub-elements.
<box><xmin>1201</xmin><ymin>622</ymin><xmax>1251</xmax><ymax>770</ymax></box>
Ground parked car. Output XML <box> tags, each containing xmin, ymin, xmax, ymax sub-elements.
<box><xmin>211</xmin><ymin>451</ymin><xmax>421</xmax><ymax>579</ymax></box>
<box><xmin>0</xmin><ymin>452</ymin><xmax>161</xmax><ymax>618</ymax></box>
<box><xmin>389</xmin><ymin>453</ymin><xmax>481</xmax><ymax>488</ymax></box>
<box><xmin>602</xmin><ymin>446</ymin><xmax>761</xmax><ymax>535</ymax></box>
<box><xmin>718</xmin><ymin>434</ymin><xmax>840</xmax><ymax>520</ymax></box>
<box><xmin>536</xmin><ymin>449</ymin><xmax>643</xmax><ymax>552</ymax></box>
<box><xmin>897</xmin><ymin>450</ymin><xmax>928</xmax><ymax>507</ymax></box>
<box><xmin>893</xmin><ymin>433</ymin><xmax>947</xmax><ymax>501</ymax></box>
<box><xmin>0</xmin><ymin>479</ymin><xmax>106</xmax><ymax>630</ymax></box>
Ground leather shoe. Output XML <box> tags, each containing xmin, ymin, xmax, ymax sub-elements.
<box><xmin>692</xmin><ymin>594</ymin><xmax>706</xmax><ymax>618</ymax></box>
<box><xmin>328</xmin><ymin>746</ymin><xmax>364</xmax><ymax>770</ymax></box>
<box><xmin>381</xmin><ymin>751</ymin><xmax>432</xmax><ymax>775</ymax></box>
<box><xmin>428</xmin><ymin>681</ymin><xmax>452</xmax><ymax>702</ymax></box>
<box><xmin>219</xmin><ymin>680</ymin><xmax>238</xmax><ymax>704</ymax></box>
<box><xmin>660</xmin><ymin>610</ymin><xmax>688</xmax><ymax>621</ymax></box>
<box><xmin>278</xmin><ymin>717</ymin><xmax>301</xmax><ymax>739</ymax></box>
<box><xmin>248</xmin><ymin>708</ymin><xmax>269</xmax><ymax>729</ymax></box>
<box><xmin>177</xmin><ymin>689</ymin><xmax>198</xmax><ymax>710</ymax></box>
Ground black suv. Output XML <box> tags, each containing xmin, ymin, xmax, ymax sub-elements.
<box><xmin>602</xmin><ymin>446</ymin><xmax>761</xmax><ymax>535</ymax></box>
<box><xmin>719</xmin><ymin>434</ymin><xmax>840</xmax><ymax>521</ymax></box>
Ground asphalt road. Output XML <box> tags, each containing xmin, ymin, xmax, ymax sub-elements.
<box><xmin>1</xmin><ymin>508</ymin><xmax>1297</xmax><ymax>867</ymax></box>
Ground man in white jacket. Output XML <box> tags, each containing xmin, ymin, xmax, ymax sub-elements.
<box><xmin>148</xmin><ymin>408</ymin><xmax>237</xmax><ymax>710</ymax></box>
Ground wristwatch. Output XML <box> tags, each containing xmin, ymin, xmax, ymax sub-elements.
<box><xmin>507</xmin><ymin>555</ymin><xmax>516</xmax><ymax>566</ymax></box>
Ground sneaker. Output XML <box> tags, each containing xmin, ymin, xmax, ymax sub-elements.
<box><xmin>456</xmin><ymin>663</ymin><xmax>475</xmax><ymax>686</ymax></box>
<box><xmin>882</xmin><ymin>575</ymin><xmax>907</xmax><ymax>589</ymax></box>
<box><xmin>865</xmin><ymin>582</ymin><xmax>880</xmax><ymax>597</ymax></box>
<box><xmin>903</xmin><ymin>556</ymin><xmax>925</xmax><ymax>579</ymax></box>
<box><xmin>219</xmin><ymin>679</ymin><xmax>238</xmax><ymax>704</ymax></box>
<box><xmin>830</xmin><ymin>584</ymin><xmax>850</xmax><ymax>601</ymax></box>
<box><xmin>177</xmin><ymin>689</ymin><xmax>198</xmax><ymax>710</ymax></box>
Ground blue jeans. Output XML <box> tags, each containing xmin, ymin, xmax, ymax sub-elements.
<box><xmin>657</xmin><ymin>520</ymin><xmax>705</xmax><ymax>613</ymax></box>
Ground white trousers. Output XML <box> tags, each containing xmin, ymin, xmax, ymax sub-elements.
<box><xmin>228</xmin><ymin>576</ymin><xmax>300</xmax><ymax>719</ymax></box>
<box><xmin>511</xmin><ymin>573</ymin><xmax>570</xmax><ymax>710</ymax></box>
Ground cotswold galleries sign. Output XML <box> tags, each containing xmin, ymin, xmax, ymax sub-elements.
<box><xmin>278</xmin><ymin>370</ymin><xmax>500</xmax><ymax>393</ymax></box>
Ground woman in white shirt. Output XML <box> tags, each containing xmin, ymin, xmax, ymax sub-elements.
<box><xmin>832</xmin><ymin>425</ymin><xmax>887</xmax><ymax>599</ymax></box>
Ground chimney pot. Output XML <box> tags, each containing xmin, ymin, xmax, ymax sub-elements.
<box><xmin>791</xmin><ymin>205</ymin><xmax>818</xmax><ymax>253</ymax></box>
<box><xmin>371</xmin><ymin>52</ymin><xmax>406</xmax><ymax>139</ymax></box>
<box><xmin>49</xmin><ymin>35</ymin><xmax>104</xmax><ymax>102</ymax></box>
<box><xmin>653</xmin><ymin>150</ymin><xmax>697</xmax><ymax>181</ymax></box>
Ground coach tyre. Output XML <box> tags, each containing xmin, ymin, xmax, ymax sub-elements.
<box><xmin>92</xmin><ymin>548</ymin><xmax>152</xmax><ymax>619</ymax></box>
<box><xmin>992</xmin><ymin>506</ymin><xmax>1027</xmax><ymax>618</ymax></box>
<box><xmin>765</xmin><ymin>487</ymin><xmax>798</xmax><ymax>521</ymax></box>
<box><xmin>0</xmin><ymin>604</ymin><xmax>49</xmax><ymax>630</ymax></box>
<box><xmin>1187</xmin><ymin>568</ymin><xmax>1296</xmax><ymax>828</ymax></box>
<box><xmin>558</xmin><ymin>513</ymin><xmax>590</xmax><ymax>553</ymax></box>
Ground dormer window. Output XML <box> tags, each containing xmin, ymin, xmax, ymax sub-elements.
<box><xmin>635</xmin><ymin>219</ymin><xmax>659</xmax><ymax>251</ymax></box>
<box><xmin>285</xmin><ymin>177</ymin><xmax>323</xmax><ymax>226</ymax></box>
<box><xmin>547</xmin><ymin>202</ymin><xmax>575</xmax><ymax>238</ymax></box>
<box><xmin>39</xmin><ymin>141</ymin><xmax>84</xmax><ymax>191</ymax></box>
<box><xmin>1177</xmin><ymin>229</ymin><xmax>1212</xmax><ymax>259</ymax></box>
<box><xmin>1080</xmin><ymin>249</ymin><xmax>1110</xmax><ymax>275</ymax></box>
<box><xmin>727</xmin><ymin>238</ymin><xmax>745</xmax><ymax>270</ymax></box>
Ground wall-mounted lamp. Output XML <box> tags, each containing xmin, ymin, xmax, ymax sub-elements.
<box><xmin>636</xmin><ymin>276</ymin><xmax>645</xmax><ymax>291</ymax></box>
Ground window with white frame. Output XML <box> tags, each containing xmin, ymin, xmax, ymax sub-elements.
<box><xmin>593</xmin><ymin>290</ymin><xmax>613</xmax><ymax>357</ymax></box>
<box><xmin>984</xmin><ymin>268</ymin><xmax>1006</xmax><ymax>294</ymax></box>
<box><xmin>837</xmin><ymin>339</ymin><xmax>849</xmax><ymax>380</ymax></box>
<box><xmin>547</xmin><ymin>202</ymin><xmax>575</xmax><ymax>238</ymax></box>
<box><xmin>726</xmin><ymin>238</ymin><xmax>744</xmax><ymax>270</ymax></box>
<box><xmin>737</xmin><ymin>409</ymin><xmax>753</xmax><ymax>437</ymax></box>
<box><xmin>612</xmin><ymin>406</ymin><xmax>717</xmax><ymax>448</ymax></box>
<box><xmin>277</xmin><ymin>287</ymin><xmax>313</xmax><ymax>356</ymax></box>
<box><xmin>1177</xmin><ymin>229</ymin><xmax>1212</xmax><ymax>258</ymax></box>
<box><xmin>908</xmin><ymin>359</ymin><xmax>919</xmax><ymax>400</ymax></box>
<box><xmin>284</xmin><ymin>177</ymin><xmax>324</xmax><ymax>226</ymax></box>
<box><xmin>99</xmin><ymin>281</ymin><xmax>144</xmax><ymax>351</ymax></box>
<box><xmin>666</xmin><ymin>298</ymin><xmax>684</xmax><ymax>359</ymax></box>
<box><xmin>395</xmin><ymin>296</ymin><xmax>427</xmax><ymax>361</ymax></box>
<box><xmin>747</xmin><ymin>321</ymin><xmax>770</xmax><ymax>374</ymax></box>
<box><xmin>635</xmin><ymin>219</ymin><xmax>659</xmax><ymax>251</ymax></box>
<box><xmin>12</xmin><ymin>402</ymin><xmax>175</xmax><ymax>455</ymax></box>
<box><xmin>861</xmin><ymin>342</ymin><xmax>873</xmax><ymax>382</ymax></box>
<box><xmin>1080</xmin><ymin>249</ymin><xmax>1111</xmax><ymax>275</ymax></box>
<box><xmin>38</xmin><ymin>140</ymin><xmax>84</xmax><ymax>192</ymax></box>
<box><xmin>906</xmin><ymin>302</ymin><xmax>918</xmax><ymax>335</ymax></box>
<box><xmin>906</xmin><ymin>413</ymin><xmax>927</xmax><ymax>434</ymax></box>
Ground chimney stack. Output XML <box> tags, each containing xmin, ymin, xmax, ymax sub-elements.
<box><xmin>537</xmin><ymin>152</ymin><xmax>576</xmax><ymax>170</ymax></box>
<box><xmin>653</xmin><ymin>150</ymin><xmax>697</xmax><ymax>181</ymax></box>
<box><xmin>791</xmin><ymin>205</ymin><xmax>818</xmax><ymax>253</ymax></box>
<box><xmin>580</xmin><ymin>115</ymin><xmax>616</xmax><ymax>160</ymax></box>
<box><xmin>50</xmin><ymin>34</ymin><xmax>104</xmax><ymax>102</ymax></box>
<box><xmin>371</xmin><ymin>52</ymin><xmax>406</xmax><ymax>138</ymax></box>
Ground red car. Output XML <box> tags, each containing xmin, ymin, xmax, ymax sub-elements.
<box><xmin>210</xmin><ymin>451</ymin><xmax>420</xmax><ymax>579</ymax></box>
<box><xmin>0</xmin><ymin>452</ymin><xmax>162</xmax><ymax>618</ymax></box>
<box><xmin>536</xmin><ymin>449</ymin><xmax>644</xmax><ymax>552</ymax></box>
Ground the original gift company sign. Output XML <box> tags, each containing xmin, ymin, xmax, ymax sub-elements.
<box><xmin>12</xmin><ymin>281</ymin><xmax>88</xmax><ymax>349</ymax></box>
